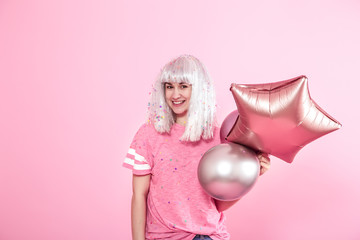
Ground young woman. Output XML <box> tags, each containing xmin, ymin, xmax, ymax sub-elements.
<box><xmin>123</xmin><ymin>55</ymin><xmax>270</xmax><ymax>240</ymax></box>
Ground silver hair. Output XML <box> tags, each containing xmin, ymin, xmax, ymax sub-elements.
<box><xmin>147</xmin><ymin>54</ymin><xmax>217</xmax><ymax>142</ymax></box>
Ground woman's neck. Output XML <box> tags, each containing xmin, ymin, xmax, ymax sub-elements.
<box><xmin>175</xmin><ymin>114</ymin><xmax>187</xmax><ymax>126</ymax></box>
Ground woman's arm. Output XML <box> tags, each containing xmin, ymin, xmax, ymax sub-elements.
<box><xmin>131</xmin><ymin>174</ymin><xmax>151</xmax><ymax>240</ymax></box>
<box><xmin>214</xmin><ymin>152</ymin><xmax>271</xmax><ymax>212</ymax></box>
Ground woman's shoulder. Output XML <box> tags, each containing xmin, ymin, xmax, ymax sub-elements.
<box><xmin>136</xmin><ymin>122</ymin><xmax>158</xmax><ymax>136</ymax></box>
<box><xmin>199</xmin><ymin>126</ymin><xmax>221</xmax><ymax>144</ymax></box>
<box><xmin>213</xmin><ymin>126</ymin><xmax>220</xmax><ymax>134</ymax></box>
<box><xmin>211</xmin><ymin>125</ymin><xmax>220</xmax><ymax>135</ymax></box>
<box><xmin>130</xmin><ymin>123</ymin><xmax>160</xmax><ymax>149</ymax></box>
<box><xmin>212</xmin><ymin>126</ymin><xmax>221</xmax><ymax>143</ymax></box>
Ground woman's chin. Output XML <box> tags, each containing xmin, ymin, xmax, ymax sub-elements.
<box><xmin>173</xmin><ymin>110</ymin><xmax>188</xmax><ymax>118</ymax></box>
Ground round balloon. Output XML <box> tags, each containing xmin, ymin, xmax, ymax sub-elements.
<box><xmin>220</xmin><ymin>110</ymin><xmax>238</xmax><ymax>143</ymax></box>
<box><xmin>197</xmin><ymin>143</ymin><xmax>260</xmax><ymax>201</ymax></box>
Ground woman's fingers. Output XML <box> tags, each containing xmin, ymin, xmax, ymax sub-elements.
<box><xmin>257</xmin><ymin>153</ymin><xmax>270</xmax><ymax>175</ymax></box>
<box><xmin>260</xmin><ymin>159</ymin><xmax>270</xmax><ymax>168</ymax></box>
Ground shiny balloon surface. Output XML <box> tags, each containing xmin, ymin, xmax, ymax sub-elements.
<box><xmin>227</xmin><ymin>75</ymin><xmax>342</xmax><ymax>163</ymax></box>
<box><xmin>198</xmin><ymin>143</ymin><xmax>260</xmax><ymax>201</ymax></box>
<box><xmin>220</xmin><ymin>110</ymin><xmax>238</xmax><ymax>143</ymax></box>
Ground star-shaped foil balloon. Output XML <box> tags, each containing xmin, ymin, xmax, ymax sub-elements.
<box><xmin>226</xmin><ymin>75</ymin><xmax>342</xmax><ymax>163</ymax></box>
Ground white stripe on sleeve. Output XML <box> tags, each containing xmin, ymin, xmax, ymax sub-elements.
<box><xmin>124</xmin><ymin>157</ymin><xmax>151</xmax><ymax>170</ymax></box>
<box><xmin>128</xmin><ymin>148</ymin><xmax>146</xmax><ymax>162</ymax></box>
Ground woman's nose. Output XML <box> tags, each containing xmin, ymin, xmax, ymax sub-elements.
<box><xmin>172</xmin><ymin>86</ymin><xmax>181</xmax><ymax>98</ymax></box>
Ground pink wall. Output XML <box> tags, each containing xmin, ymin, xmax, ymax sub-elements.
<box><xmin>0</xmin><ymin>0</ymin><xmax>359</xmax><ymax>239</ymax></box>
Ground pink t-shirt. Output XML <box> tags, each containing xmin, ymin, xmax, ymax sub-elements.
<box><xmin>123</xmin><ymin>123</ymin><xmax>230</xmax><ymax>240</ymax></box>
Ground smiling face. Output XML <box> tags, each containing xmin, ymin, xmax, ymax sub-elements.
<box><xmin>164</xmin><ymin>82</ymin><xmax>192</xmax><ymax>124</ymax></box>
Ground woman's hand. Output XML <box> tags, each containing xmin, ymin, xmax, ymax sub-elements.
<box><xmin>257</xmin><ymin>152</ymin><xmax>271</xmax><ymax>176</ymax></box>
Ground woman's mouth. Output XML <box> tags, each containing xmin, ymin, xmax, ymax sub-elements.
<box><xmin>172</xmin><ymin>100</ymin><xmax>185</xmax><ymax>106</ymax></box>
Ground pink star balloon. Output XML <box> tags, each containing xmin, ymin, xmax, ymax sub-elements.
<box><xmin>226</xmin><ymin>75</ymin><xmax>342</xmax><ymax>163</ymax></box>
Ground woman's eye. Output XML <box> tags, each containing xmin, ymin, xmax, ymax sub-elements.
<box><xmin>180</xmin><ymin>85</ymin><xmax>188</xmax><ymax>89</ymax></box>
<box><xmin>166</xmin><ymin>85</ymin><xmax>173</xmax><ymax>89</ymax></box>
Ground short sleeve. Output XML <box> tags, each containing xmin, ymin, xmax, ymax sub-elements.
<box><xmin>123</xmin><ymin>123</ymin><xmax>153</xmax><ymax>175</ymax></box>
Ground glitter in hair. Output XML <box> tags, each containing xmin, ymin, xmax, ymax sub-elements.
<box><xmin>147</xmin><ymin>55</ymin><xmax>217</xmax><ymax>142</ymax></box>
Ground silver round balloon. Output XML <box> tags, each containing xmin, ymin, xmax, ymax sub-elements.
<box><xmin>198</xmin><ymin>143</ymin><xmax>260</xmax><ymax>201</ymax></box>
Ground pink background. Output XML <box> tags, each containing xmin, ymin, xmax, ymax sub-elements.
<box><xmin>0</xmin><ymin>0</ymin><xmax>359</xmax><ymax>239</ymax></box>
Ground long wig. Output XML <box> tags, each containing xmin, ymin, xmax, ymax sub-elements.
<box><xmin>147</xmin><ymin>55</ymin><xmax>217</xmax><ymax>142</ymax></box>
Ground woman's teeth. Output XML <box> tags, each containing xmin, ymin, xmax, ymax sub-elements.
<box><xmin>173</xmin><ymin>100</ymin><xmax>185</xmax><ymax>105</ymax></box>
